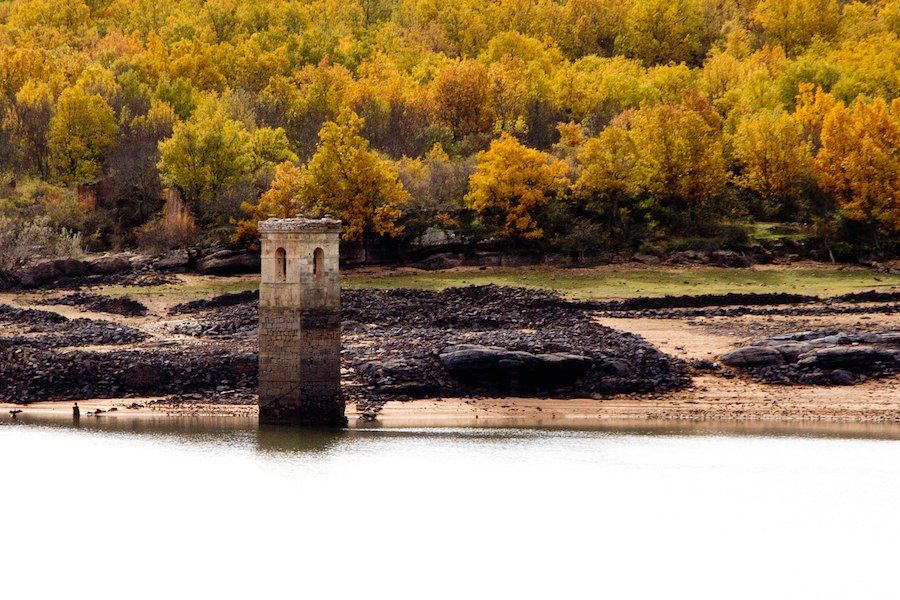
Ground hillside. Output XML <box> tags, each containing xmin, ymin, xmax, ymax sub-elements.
<box><xmin>0</xmin><ymin>0</ymin><xmax>898</xmax><ymax>264</ymax></box>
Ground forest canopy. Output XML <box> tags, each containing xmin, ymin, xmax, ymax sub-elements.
<box><xmin>0</xmin><ymin>0</ymin><xmax>898</xmax><ymax>260</ymax></box>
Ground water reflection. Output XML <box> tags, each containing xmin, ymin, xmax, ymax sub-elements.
<box><xmin>5</xmin><ymin>409</ymin><xmax>900</xmax><ymax>443</ymax></box>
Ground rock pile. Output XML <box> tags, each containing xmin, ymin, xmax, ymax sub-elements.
<box><xmin>721</xmin><ymin>330</ymin><xmax>900</xmax><ymax>385</ymax></box>
<box><xmin>168</xmin><ymin>285</ymin><xmax>689</xmax><ymax>398</ymax></box>
<box><xmin>0</xmin><ymin>304</ymin><xmax>146</xmax><ymax>347</ymax></box>
<box><xmin>0</xmin><ymin>346</ymin><xmax>256</xmax><ymax>403</ymax></box>
<box><xmin>37</xmin><ymin>293</ymin><xmax>148</xmax><ymax>316</ymax></box>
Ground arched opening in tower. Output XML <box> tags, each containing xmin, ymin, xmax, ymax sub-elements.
<box><xmin>275</xmin><ymin>247</ymin><xmax>286</xmax><ymax>282</ymax></box>
<box><xmin>313</xmin><ymin>247</ymin><xmax>324</xmax><ymax>279</ymax></box>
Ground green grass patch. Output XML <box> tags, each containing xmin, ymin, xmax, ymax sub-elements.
<box><xmin>100</xmin><ymin>276</ymin><xmax>259</xmax><ymax>300</ymax></box>
<box><xmin>748</xmin><ymin>222</ymin><xmax>807</xmax><ymax>242</ymax></box>
<box><xmin>345</xmin><ymin>267</ymin><xmax>900</xmax><ymax>300</ymax></box>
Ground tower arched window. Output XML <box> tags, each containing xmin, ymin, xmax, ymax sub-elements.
<box><xmin>275</xmin><ymin>247</ymin><xmax>286</xmax><ymax>282</ymax></box>
<box><xmin>313</xmin><ymin>247</ymin><xmax>324</xmax><ymax>279</ymax></box>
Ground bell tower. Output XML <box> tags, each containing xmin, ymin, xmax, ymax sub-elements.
<box><xmin>257</xmin><ymin>216</ymin><xmax>344</xmax><ymax>426</ymax></box>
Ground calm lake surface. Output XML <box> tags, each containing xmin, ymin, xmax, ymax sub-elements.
<box><xmin>3</xmin><ymin>416</ymin><xmax>899</xmax><ymax>599</ymax></box>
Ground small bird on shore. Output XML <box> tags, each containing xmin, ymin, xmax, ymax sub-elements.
<box><xmin>9</xmin><ymin>409</ymin><xmax>22</xmax><ymax>419</ymax></box>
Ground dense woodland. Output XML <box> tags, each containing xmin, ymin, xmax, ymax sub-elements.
<box><xmin>0</xmin><ymin>0</ymin><xmax>898</xmax><ymax>265</ymax></box>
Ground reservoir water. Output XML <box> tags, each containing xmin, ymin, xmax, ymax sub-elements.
<box><xmin>2</xmin><ymin>416</ymin><xmax>899</xmax><ymax>599</ymax></box>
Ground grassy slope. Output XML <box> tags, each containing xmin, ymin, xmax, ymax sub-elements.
<box><xmin>94</xmin><ymin>265</ymin><xmax>900</xmax><ymax>302</ymax></box>
<box><xmin>345</xmin><ymin>266</ymin><xmax>900</xmax><ymax>300</ymax></box>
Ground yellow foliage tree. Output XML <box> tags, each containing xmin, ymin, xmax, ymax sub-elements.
<box><xmin>575</xmin><ymin>122</ymin><xmax>638</xmax><ymax>228</ymax></box>
<box><xmin>732</xmin><ymin>110</ymin><xmax>813</xmax><ymax>217</ymax></box>
<box><xmin>233</xmin><ymin>161</ymin><xmax>306</xmax><ymax>246</ymax></box>
<box><xmin>465</xmin><ymin>132</ymin><xmax>571</xmax><ymax>239</ymax></box>
<box><xmin>753</xmin><ymin>0</ymin><xmax>841</xmax><ymax>54</ymax></box>
<box><xmin>299</xmin><ymin>112</ymin><xmax>408</xmax><ymax>243</ymax></box>
<box><xmin>627</xmin><ymin>101</ymin><xmax>729</xmax><ymax>231</ymax></box>
<box><xmin>48</xmin><ymin>86</ymin><xmax>118</xmax><ymax>184</ymax></box>
<box><xmin>816</xmin><ymin>97</ymin><xmax>900</xmax><ymax>237</ymax></box>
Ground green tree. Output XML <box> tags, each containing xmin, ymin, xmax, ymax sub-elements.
<box><xmin>48</xmin><ymin>86</ymin><xmax>118</xmax><ymax>184</ymax></box>
<box><xmin>156</xmin><ymin>101</ymin><xmax>252</xmax><ymax>222</ymax></box>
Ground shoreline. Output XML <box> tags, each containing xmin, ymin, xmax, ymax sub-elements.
<box><xmin>5</xmin><ymin>368</ymin><xmax>900</xmax><ymax>427</ymax></box>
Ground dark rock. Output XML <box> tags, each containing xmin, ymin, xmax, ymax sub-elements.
<box><xmin>709</xmin><ymin>250</ymin><xmax>751</xmax><ymax>268</ymax></box>
<box><xmin>16</xmin><ymin>260</ymin><xmax>61</xmax><ymax>287</ymax></box>
<box><xmin>439</xmin><ymin>344</ymin><xmax>593</xmax><ymax>391</ymax></box>
<box><xmin>196</xmin><ymin>250</ymin><xmax>260</xmax><ymax>275</ymax></box>
<box><xmin>54</xmin><ymin>258</ymin><xmax>88</xmax><ymax>277</ymax></box>
<box><xmin>633</xmin><ymin>253</ymin><xmax>661</xmax><ymax>265</ymax></box>
<box><xmin>152</xmin><ymin>250</ymin><xmax>191</xmax><ymax>272</ymax></box>
<box><xmin>500</xmin><ymin>253</ymin><xmax>541</xmax><ymax>267</ymax></box>
<box><xmin>720</xmin><ymin>346</ymin><xmax>784</xmax><ymax>368</ymax></box>
<box><xmin>85</xmin><ymin>255</ymin><xmax>131</xmax><ymax>275</ymax></box>
<box><xmin>417</xmin><ymin>252</ymin><xmax>462</xmax><ymax>271</ymax></box>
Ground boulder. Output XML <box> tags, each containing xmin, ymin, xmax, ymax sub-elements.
<box><xmin>417</xmin><ymin>252</ymin><xmax>462</xmax><ymax>271</ymax></box>
<box><xmin>53</xmin><ymin>258</ymin><xmax>88</xmax><ymax>277</ymax></box>
<box><xmin>152</xmin><ymin>250</ymin><xmax>191</xmax><ymax>272</ymax></box>
<box><xmin>16</xmin><ymin>260</ymin><xmax>61</xmax><ymax>288</ymax></box>
<box><xmin>196</xmin><ymin>250</ymin><xmax>260</xmax><ymax>275</ymax></box>
<box><xmin>500</xmin><ymin>253</ymin><xmax>541</xmax><ymax>267</ymax></box>
<box><xmin>709</xmin><ymin>250</ymin><xmax>751</xmax><ymax>268</ymax></box>
<box><xmin>799</xmin><ymin>346</ymin><xmax>897</xmax><ymax>369</ymax></box>
<box><xmin>438</xmin><ymin>344</ymin><xmax>593</xmax><ymax>390</ymax></box>
<box><xmin>85</xmin><ymin>254</ymin><xmax>131</xmax><ymax>275</ymax></box>
<box><xmin>410</xmin><ymin>227</ymin><xmax>456</xmax><ymax>248</ymax></box>
<box><xmin>0</xmin><ymin>268</ymin><xmax>19</xmax><ymax>291</ymax></box>
<box><xmin>720</xmin><ymin>346</ymin><xmax>784</xmax><ymax>368</ymax></box>
<box><xmin>633</xmin><ymin>253</ymin><xmax>661</xmax><ymax>265</ymax></box>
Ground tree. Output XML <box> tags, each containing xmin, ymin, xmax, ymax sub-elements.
<box><xmin>157</xmin><ymin>101</ymin><xmax>252</xmax><ymax>223</ymax></box>
<box><xmin>48</xmin><ymin>86</ymin><xmax>118</xmax><ymax>184</ymax></box>
<box><xmin>627</xmin><ymin>102</ymin><xmax>729</xmax><ymax>232</ymax></box>
<box><xmin>753</xmin><ymin>0</ymin><xmax>841</xmax><ymax>54</ymax></box>
<box><xmin>233</xmin><ymin>161</ymin><xmax>306</xmax><ymax>246</ymax></box>
<box><xmin>465</xmin><ymin>132</ymin><xmax>571</xmax><ymax>239</ymax></box>
<box><xmin>433</xmin><ymin>59</ymin><xmax>495</xmax><ymax>141</ymax></box>
<box><xmin>299</xmin><ymin>112</ymin><xmax>408</xmax><ymax>243</ymax></box>
<box><xmin>732</xmin><ymin>110</ymin><xmax>813</xmax><ymax>219</ymax></box>
<box><xmin>816</xmin><ymin>97</ymin><xmax>900</xmax><ymax>242</ymax></box>
<box><xmin>575</xmin><ymin>121</ymin><xmax>639</xmax><ymax>235</ymax></box>
<box><xmin>616</xmin><ymin>0</ymin><xmax>707</xmax><ymax>66</ymax></box>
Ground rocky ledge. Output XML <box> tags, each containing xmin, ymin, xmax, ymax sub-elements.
<box><xmin>721</xmin><ymin>330</ymin><xmax>900</xmax><ymax>385</ymax></box>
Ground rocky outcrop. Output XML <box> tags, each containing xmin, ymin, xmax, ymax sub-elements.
<box><xmin>720</xmin><ymin>346</ymin><xmax>784</xmax><ymax>368</ymax></box>
<box><xmin>196</xmin><ymin>249</ymin><xmax>260</xmax><ymax>275</ymax></box>
<box><xmin>84</xmin><ymin>255</ymin><xmax>131</xmax><ymax>275</ymax></box>
<box><xmin>438</xmin><ymin>344</ymin><xmax>593</xmax><ymax>392</ymax></box>
<box><xmin>721</xmin><ymin>330</ymin><xmax>900</xmax><ymax>385</ymax></box>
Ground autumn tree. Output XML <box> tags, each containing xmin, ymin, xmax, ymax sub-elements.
<box><xmin>732</xmin><ymin>110</ymin><xmax>813</xmax><ymax>219</ymax></box>
<box><xmin>233</xmin><ymin>161</ymin><xmax>306</xmax><ymax>246</ymax></box>
<box><xmin>627</xmin><ymin>101</ymin><xmax>729</xmax><ymax>232</ymax></box>
<box><xmin>433</xmin><ymin>60</ymin><xmax>495</xmax><ymax>142</ymax></box>
<box><xmin>157</xmin><ymin>101</ymin><xmax>252</xmax><ymax>223</ymax></box>
<box><xmin>48</xmin><ymin>86</ymin><xmax>118</xmax><ymax>184</ymax></box>
<box><xmin>465</xmin><ymin>132</ymin><xmax>571</xmax><ymax>239</ymax></box>
<box><xmin>157</xmin><ymin>97</ymin><xmax>295</xmax><ymax>227</ymax></box>
<box><xmin>298</xmin><ymin>112</ymin><xmax>408</xmax><ymax>244</ymax></box>
<box><xmin>575</xmin><ymin>121</ymin><xmax>639</xmax><ymax>237</ymax></box>
<box><xmin>816</xmin><ymin>97</ymin><xmax>900</xmax><ymax>243</ymax></box>
<box><xmin>616</xmin><ymin>0</ymin><xmax>707</xmax><ymax>66</ymax></box>
<box><xmin>753</xmin><ymin>0</ymin><xmax>841</xmax><ymax>55</ymax></box>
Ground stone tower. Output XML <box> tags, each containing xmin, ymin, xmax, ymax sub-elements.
<box><xmin>258</xmin><ymin>216</ymin><xmax>344</xmax><ymax>426</ymax></box>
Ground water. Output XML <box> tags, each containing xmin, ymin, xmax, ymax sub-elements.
<box><xmin>2</xmin><ymin>416</ymin><xmax>900</xmax><ymax>599</ymax></box>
